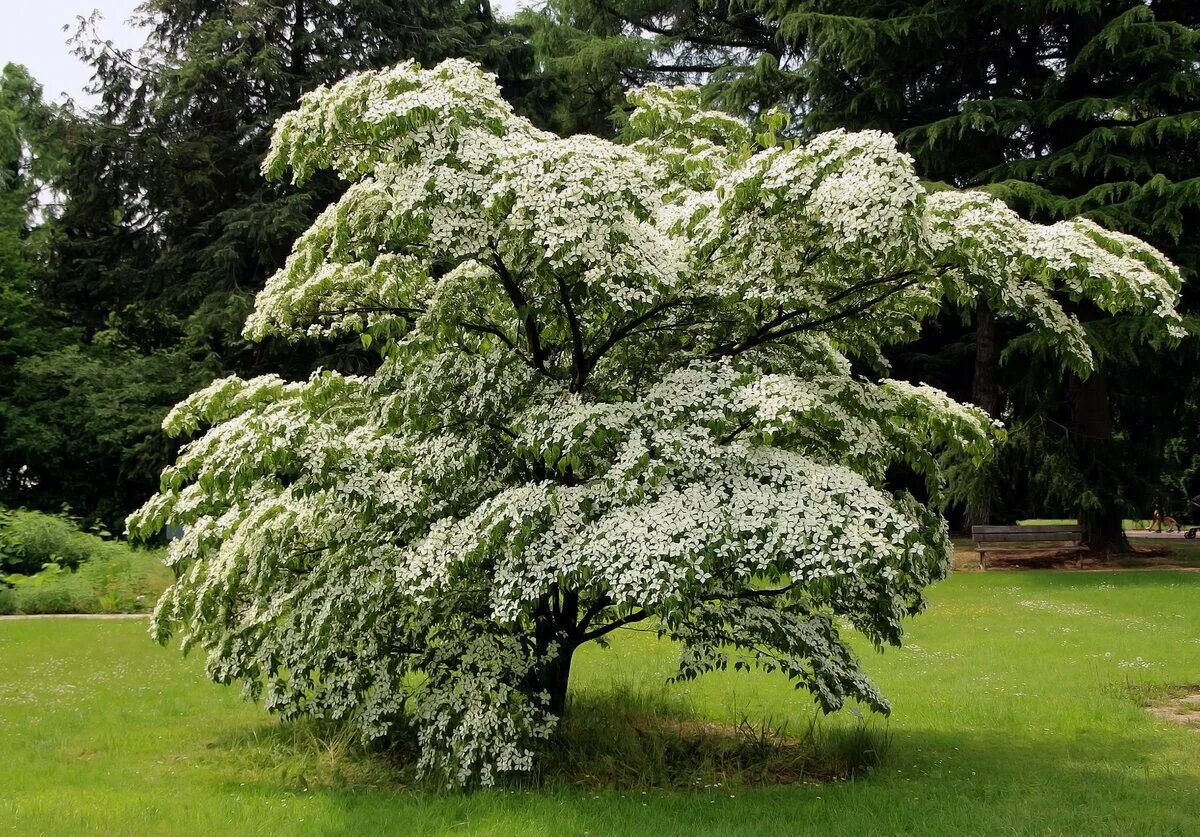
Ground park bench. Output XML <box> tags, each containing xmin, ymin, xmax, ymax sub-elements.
<box><xmin>971</xmin><ymin>524</ymin><xmax>1086</xmax><ymax>570</ymax></box>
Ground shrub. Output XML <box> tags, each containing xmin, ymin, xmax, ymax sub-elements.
<box><xmin>0</xmin><ymin>509</ymin><xmax>96</xmax><ymax>574</ymax></box>
<box><xmin>0</xmin><ymin>508</ymin><xmax>170</xmax><ymax>614</ymax></box>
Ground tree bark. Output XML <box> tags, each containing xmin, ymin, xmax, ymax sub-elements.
<box><xmin>972</xmin><ymin>297</ymin><xmax>1002</xmax><ymax>418</ymax></box>
<box><xmin>537</xmin><ymin>643</ymin><xmax>576</xmax><ymax>718</ymax></box>
<box><xmin>530</xmin><ymin>590</ymin><xmax>579</xmax><ymax>717</ymax></box>
<box><xmin>1070</xmin><ymin>370</ymin><xmax>1130</xmax><ymax>554</ymax></box>
<box><xmin>967</xmin><ymin>297</ymin><xmax>1002</xmax><ymax>528</ymax></box>
<box><xmin>290</xmin><ymin>0</ymin><xmax>307</xmax><ymax>92</ymax></box>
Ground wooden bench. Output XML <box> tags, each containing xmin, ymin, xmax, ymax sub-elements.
<box><xmin>972</xmin><ymin>524</ymin><xmax>1087</xmax><ymax>570</ymax></box>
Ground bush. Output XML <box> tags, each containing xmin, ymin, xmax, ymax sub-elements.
<box><xmin>0</xmin><ymin>509</ymin><xmax>97</xmax><ymax>574</ymax></box>
<box><xmin>0</xmin><ymin>508</ymin><xmax>171</xmax><ymax>614</ymax></box>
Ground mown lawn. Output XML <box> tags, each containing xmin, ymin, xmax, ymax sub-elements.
<box><xmin>3</xmin><ymin>571</ymin><xmax>1200</xmax><ymax>835</ymax></box>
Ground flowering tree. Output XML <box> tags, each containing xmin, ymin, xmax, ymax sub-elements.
<box><xmin>128</xmin><ymin>61</ymin><xmax>1183</xmax><ymax>786</ymax></box>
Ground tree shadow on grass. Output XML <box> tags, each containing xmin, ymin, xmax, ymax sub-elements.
<box><xmin>205</xmin><ymin>686</ymin><xmax>887</xmax><ymax>795</ymax></box>
<box><xmin>216</xmin><ymin>723</ymin><xmax>1200</xmax><ymax>835</ymax></box>
<box><xmin>205</xmin><ymin>716</ymin><xmax>413</xmax><ymax>793</ymax></box>
<box><xmin>204</xmin><ymin>689</ymin><xmax>1200</xmax><ymax>833</ymax></box>
<box><xmin>532</xmin><ymin>684</ymin><xmax>887</xmax><ymax>790</ymax></box>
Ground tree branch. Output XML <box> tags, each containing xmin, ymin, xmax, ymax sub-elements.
<box><xmin>492</xmin><ymin>252</ymin><xmax>548</xmax><ymax>370</ymax></box>
<box><xmin>711</xmin><ymin>275</ymin><xmax>925</xmax><ymax>357</ymax></box>
<box><xmin>591</xmin><ymin>0</ymin><xmax>769</xmax><ymax>50</ymax></box>
<box><xmin>703</xmin><ymin>581</ymin><xmax>801</xmax><ymax>601</ymax></box>
<box><xmin>587</xmin><ymin>299</ymin><xmax>686</xmax><ymax>370</ymax></box>
<box><xmin>576</xmin><ymin>594</ymin><xmax>613</xmax><ymax>636</ymax></box>
<box><xmin>459</xmin><ymin>319</ymin><xmax>520</xmax><ymax>354</ymax></box>
<box><xmin>581</xmin><ymin>608</ymin><xmax>651</xmax><ymax>642</ymax></box>
<box><xmin>556</xmin><ymin>276</ymin><xmax>589</xmax><ymax>392</ymax></box>
<box><xmin>719</xmin><ymin>417</ymin><xmax>754</xmax><ymax>444</ymax></box>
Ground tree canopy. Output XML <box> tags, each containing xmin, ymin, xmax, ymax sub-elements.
<box><xmin>0</xmin><ymin>64</ymin><xmax>64</xmax><ymax>504</ymax></box>
<box><xmin>130</xmin><ymin>61</ymin><xmax>1182</xmax><ymax>786</ymax></box>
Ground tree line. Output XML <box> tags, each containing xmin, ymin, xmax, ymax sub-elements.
<box><xmin>1</xmin><ymin>0</ymin><xmax>1197</xmax><ymax>551</ymax></box>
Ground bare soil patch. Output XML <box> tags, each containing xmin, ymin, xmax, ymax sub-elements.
<box><xmin>951</xmin><ymin>547</ymin><xmax>1197</xmax><ymax>572</ymax></box>
<box><xmin>1147</xmin><ymin>691</ymin><xmax>1200</xmax><ymax>731</ymax></box>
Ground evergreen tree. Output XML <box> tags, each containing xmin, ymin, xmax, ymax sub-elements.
<box><xmin>56</xmin><ymin>0</ymin><xmax>531</xmax><ymax>350</ymax></box>
<box><xmin>548</xmin><ymin>0</ymin><xmax>1200</xmax><ymax>549</ymax></box>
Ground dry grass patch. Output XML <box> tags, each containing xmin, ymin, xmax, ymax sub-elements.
<box><xmin>1144</xmin><ymin>688</ymin><xmax>1200</xmax><ymax>731</ymax></box>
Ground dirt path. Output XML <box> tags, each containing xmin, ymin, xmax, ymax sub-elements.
<box><xmin>951</xmin><ymin>550</ymin><xmax>1200</xmax><ymax>572</ymax></box>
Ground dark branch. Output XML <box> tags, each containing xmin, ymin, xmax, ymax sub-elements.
<box><xmin>703</xmin><ymin>581</ymin><xmax>801</xmax><ymax>602</ymax></box>
<box><xmin>309</xmin><ymin>304</ymin><xmax>424</xmax><ymax>319</ymax></box>
<box><xmin>576</xmin><ymin>594</ymin><xmax>613</xmax><ymax>636</ymax></box>
<box><xmin>719</xmin><ymin>418</ymin><xmax>754</xmax><ymax>444</ymax></box>
<box><xmin>646</xmin><ymin>63</ymin><xmax>723</xmax><ymax>73</ymax></box>
<box><xmin>459</xmin><ymin>319</ymin><xmax>520</xmax><ymax>353</ymax></box>
<box><xmin>581</xmin><ymin>608</ymin><xmax>651</xmax><ymax>642</ymax></box>
<box><xmin>711</xmin><ymin>274</ymin><xmax>925</xmax><ymax>357</ymax></box>
<box><xmin>556</xmin><ymin>276</ymin><xmax>589</xmax><ymax>392</ymax></box>
<box><xmin>591</xmin><ymin>0</ymin><xmax>769</xmax><ymax>50</ymax></box>
<box><xmin>492</xmin><ymin>253</ymin><xmax>548</xmax><ymax>370</ymax></box>
<box><xmin>823</xmin><ymin>269</ymin><xmax>923</xmax><ymax>307</ymax></box>
<box><xmin>587</xmin><ymin>299</ymin><xmax>686</xmax><ymax>370</ymax></box>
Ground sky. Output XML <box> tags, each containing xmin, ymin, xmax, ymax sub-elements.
<box><xmin>1</xmin><ymin>0</ymin><xmax>528</xmax><ymax>105</ymax></box>
<box><xmin>2</xmin><ymin>0</ymin><xmax>143</xmax><ymax>103</ymax></box>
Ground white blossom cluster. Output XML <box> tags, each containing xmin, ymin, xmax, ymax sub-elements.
<box><xmin>131</xmin><ymin>61</ymin><xmax>1185</xmax><ymax>787</ymax></box>
<box><xmin>925</xmin><ymin>189</ymin><xmax>1184</xmax><ymax>372</ymax></box>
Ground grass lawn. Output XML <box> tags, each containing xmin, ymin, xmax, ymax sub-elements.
<box><xmin>3</xmin><ymin>571</ymin><xmax>1200</xmax><ymax>834</ymax></box>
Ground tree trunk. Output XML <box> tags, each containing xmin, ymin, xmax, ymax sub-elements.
<box><xmin>967</xmin><ymin>297</ymin><xmax>1002</xmax><ymax>528</ymax></box>
<box><xmin>290</xmin><ymin>0</ymin><xmax>307</xmax><ymax>89</ymax></box>
<box><xmin>531</xmin><ymin>589</ymin><xmax>579</xmax><ymax>717</ymax></box>
<box><xmin>537</xmin><ymin>643</ymin><xmax>576</xmax><ymax>718</ymax></box>
<box><xmin>1070</xmin><ymin>370</ymin><xmax>1130</xmax><ymax>554</ymax></box>
<box><xmin>972</xmin><ymin>297</ymin><xmax>1002</xmax><ymax>418</ymax></box>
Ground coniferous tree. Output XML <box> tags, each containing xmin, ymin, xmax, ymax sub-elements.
<box><xmin>0</xmin><ymin>65</ymin><xmax>62</xmax><ymax>503</ymax></box>
<box><xmin>545</xmin><ymin>0</ymin><xmax>1200</xmax><ymax>549</ymax></box>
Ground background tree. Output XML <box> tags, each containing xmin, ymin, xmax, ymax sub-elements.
<box><xmin>541</xmin><ymin>0</ymin><xmax>1200</xmax><ymax>548</ymax></box>
<box><xmin>131</xmin><ymin>62</ymin><xmax>1181</xmax><ymax>786</ymax></box>
<box><xmin>0</xmin><ymin>64</ymin><xmax>63</xmax><ymax>504</ymax></box>
<box><xmin>0</xmin><ymin>0</ymin><xmax>542</xmax><ymax>526</ymax></box>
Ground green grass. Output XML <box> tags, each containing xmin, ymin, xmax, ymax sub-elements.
<box><xmin>3</xmin><ymin>571</ymin><xmax>1200</xmax><ymax>834</ymax></box>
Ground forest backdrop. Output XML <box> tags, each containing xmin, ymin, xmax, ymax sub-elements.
<box><xmin>1</xmin><ymin>0</ymin><xmax>1197</xmax><ymax>550</ymax></box>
